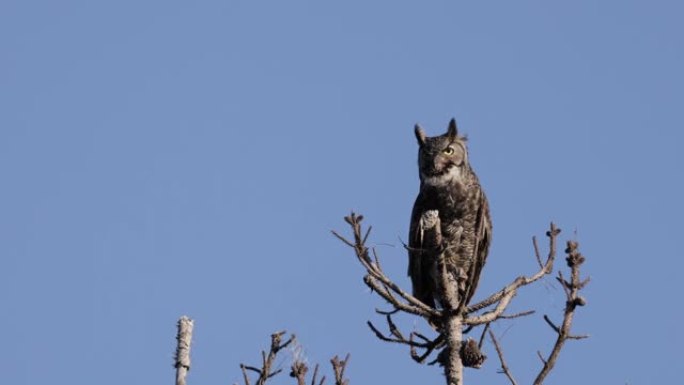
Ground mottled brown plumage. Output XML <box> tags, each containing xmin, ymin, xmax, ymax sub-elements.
<box><xmin>408</xmin><ymin>119</ymin><xmax>492</xmax><ymax>309</ymax></box>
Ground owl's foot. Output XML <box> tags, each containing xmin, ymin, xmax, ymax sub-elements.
<box><xmin>419</xmin><ymin>210</ymin><xmax>440</xmax><ymax>231</ymax></box>
<box><xmin>418</xmin><ymin>210</ymin><xmax>442</xmax><ymax>248</ymax></box>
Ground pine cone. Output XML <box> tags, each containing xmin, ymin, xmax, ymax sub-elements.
<box><xmin>460</xmin><ymin>338</ymin><xmax>486</xmax><ymax>368</ymax></box>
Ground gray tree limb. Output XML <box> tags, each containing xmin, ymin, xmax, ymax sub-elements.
<box><xmin>174</xmin><ymin>316</ymin><xmax>194</xmax><ymax>385</ymax></box>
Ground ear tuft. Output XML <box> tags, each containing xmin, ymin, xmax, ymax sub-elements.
<box><xmin>414</xmin><ymin>124</ymin><xmax>427</xmax><ymax>146</ymax></box>
<box><xmin>447</xmin><ymin>118</ymin><xmax>458</xmax><ymax>139</ymax></box>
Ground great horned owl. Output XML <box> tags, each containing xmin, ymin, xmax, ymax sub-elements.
<box><xmin>408</xmin><ymin>118</ymin><xmax>492</xmax><ymax>309</ymax></box>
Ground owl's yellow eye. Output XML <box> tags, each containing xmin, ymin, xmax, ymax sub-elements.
<box><xmin>443</xmin><ymin>147</ymin><xmax>455</xmax><ymax>155</ymax></box>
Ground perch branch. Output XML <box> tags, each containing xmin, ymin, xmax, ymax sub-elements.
<box><xmin>336</xmin><ymin>213</ymin><xmax>588</xmax><ymax>385</ymax></box>
<box><xmin>332</xmin><ymin>212</ymin><xmax>439</xmax><ymax>318</ymax></box>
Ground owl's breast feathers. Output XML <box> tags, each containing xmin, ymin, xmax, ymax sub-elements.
<box><xmin>408</xmin><ymin>177</ymin><xmax>492</xmax><ymax>308</ymax></box>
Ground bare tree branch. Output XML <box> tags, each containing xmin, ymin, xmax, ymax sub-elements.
<box><xmin>489</xmin><ymin>330</ymin><xmax>518</xmax><ymax>385</ymax></box>
<box><xmin>310</xmin><ymin>364</ymin><xmax>326</xmax><ymax>385</ymax></box>
<box><xmin>533</xmin><ymin>240</ymin><xmax>589</xmax><ymax>385</ymax></box>
<box><xmin>240</xmin><ymin>364</ymin><xmax>252</xmax><ymax>385</ymax></box>
<box><xmin>477</xmin><ymin>322</ymin><xmax>491</xmax><ymax>349</ymax></box>
<box><xmin>532</xmin><ymin>236</ymin><xmax>544</xmax><ymax>269</ymax></box>
<box><xmin>366</xmin><ymin>316</ymin><xmax>445</xmax><ymax>364</ymax></box>
<box><xmin>290</xmin><ymin>361</ymin><xmax>308</xmax><ymax>385</ymax></box>
<box><xmin>499</xmin><ymin>310</ymin><xmax>536</xmax><ymax>320</ymax></box>
<box><xmin>237</xmin><ymin>331</ymin><xmax>347</xmax><ymax>385</ymax></box>
<box><xmin>332</xmin><ymin>213</ymin><xmax>440</xmax><ymax>318</ymax></box>
<box><xmin>477</xmin><ymin>238</ymin><xmax>590</xmax><ymax>385</ymax></box>
<box><xmin>466</xmin><ymin>223</ymin><xmax>560</xmax><ymax>315</ymax></box>
<box><xmin>330</xmin><ymin>354</ymin><xmax>350</xmax><ymax>385</ymax></box>
<box><xmin>411</xmin><ymin>333</ymin><xmax>446</xmax><ymax>364</ymax></box>
<box><xmin>174</xmin><ymin>316</ymin><xmax>194</xmax><ymax>385</ymax></box>
<box><xmin>536</xmin><ymin>351</ymin><xmax>547</xmax><ymax>365</ymax></box>
<box><xmin>334</xmin><ymin>213</ymin><xmax>589</xmax><ymax>385</ymax></box>
<box><xmin>430</xmin><ymin>217</ymin><xmax>466</xmax><ymax>384</ymax></box>
<box><xmin>238</xmin><ymin>331</ymin><xmax>294</xmax><ymax>385</ymax></box>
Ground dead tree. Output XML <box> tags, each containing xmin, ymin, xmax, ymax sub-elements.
<box><xmin>171</xmin><ymin>321</ymin><xmax>350</xmax><ymax>385</ymax></box>
<box><xmin>332</xmin><ymin>212</ymin><xmax>589</xmax><ymax>385</ymax></box>
<box><xmin>169</xmin><ymin>214</ymin><xmax>587</xmax><ymax>385</ymax></box>
<box><xmin>174</xmin><ymin>316</ymin><xmax>194</xmax><ymax>385</ymax></box>
<box><xmin>235</xmin><ymin>331</ymin><xmax>350</xmax><ymax>385</ymax></box>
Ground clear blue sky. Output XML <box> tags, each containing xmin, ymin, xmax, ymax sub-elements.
<box><xmin>2</xmin><ymin>1</ymin><xmax>682</xmax><ymax>384</ymax></box>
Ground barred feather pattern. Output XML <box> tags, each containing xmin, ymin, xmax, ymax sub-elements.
<box><xmin>408</xmin><ymin>119</ymin><xmax>492</xmax><ymax>309</ymax></box>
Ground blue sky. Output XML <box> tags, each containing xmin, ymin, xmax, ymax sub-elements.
<box><xmin>1</xmin><ymin>1</ymin><xmax>682</xmax><ymax>384</ymax></box>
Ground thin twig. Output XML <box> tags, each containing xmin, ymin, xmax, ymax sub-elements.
<box><xmin>489</xmin><ymin>330</ymin><xmax>518</xmax><ymax>385</ymax></box>
<box><xmin>240</xmin><ymin>331</ymin><xmax>295</xmax><ymax>385</ymax></box>
<box><xmin>331</xmin><ymin>354</ymin><xmax>350</xmax><ymax>385</ymax></box>
<box><xmin>478</xmin><ymin>323</ymin><xmax>491</xmax><ymax>349</ymax></box>
<box><xmin>366</xmin><ymin>319</ymin><xmax>436</xmax><ymax>349</ymax></box>
<box><xmin>243</xmin><ymin>366</ymin><xmax>262</xmax><ymax>374</ymax></box>
<box><xmin>467</xmin><ymin>223</ymin><xmax>560</xmax><ymax>315</ymax></box>
<box><xmin>311</xmin><ymin>365</ymin><xmax>318</xmax><ymax>385</ymax></box>
<box><xmin>499</xmin><ymin>310</ymin><xmax>536</xmax><ymax>319</ymax></box>
<box><xmin>410</xmin><ymin>333</ymin><xmax>445</xmax><ymax>364</ymax></box>
<box><xmin>240</xmin><ymin>364</ymin><xmax>252</xmax><ymax>385</ymax></box>
<box><xmin>331</xmin><ymin>231</ymin><xmax>355</xmax><ymax>248</ymax></box>
<box><xmin>532</xmin><ymin>236</ymin><xmax>543</xmax><ymax>269</ymax></box>
<box><xmin>374</xmin><ymin>308</ymin><xmax>400</xmax><ymax>316</ymax></box>
<box><xmin>536</xmin><ymin>351</ymin><xmax>547</xmax><ymax>365</ymax></box>
<box><xmin>334</xmin><ymin>213</ymin><xmax>440</xmax><ymax>318</ymax></box>
<box><xmin>543</xmin><ymin>315</ymin><xmax>560</xmax><ymax>333</ymax></box>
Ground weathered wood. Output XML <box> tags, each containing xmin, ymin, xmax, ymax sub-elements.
<box><xmin>175</xmin><ymin>316</ymin><xmax>194</xmax><ymax>385</ymax></box>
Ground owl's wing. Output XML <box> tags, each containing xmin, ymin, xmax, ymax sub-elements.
<box><xmin>462</xmin><ymin>189</ymin><xmax>492</xmax><ymax>307</ymax></box>
<box><xmin>408</xmin><ymin>191</ymin><xmax>436</xmax><ymax>309</ymax></box>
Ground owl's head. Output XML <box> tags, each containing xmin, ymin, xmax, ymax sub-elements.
<box><xmin>414</xmin><ymin>118</ymin><xmax>468</xmax><ymax>186</ymax></box>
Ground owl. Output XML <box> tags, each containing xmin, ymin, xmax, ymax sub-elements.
<box><xmin>408</xmin><ymin>118</ymin><xmax>492</xmax><ymax>310</ymax></box>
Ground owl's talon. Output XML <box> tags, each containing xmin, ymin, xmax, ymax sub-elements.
<box><xmin>419</xmin><ymin>210</ymin><xmax>440</xmax><ymax>230</ymax></box>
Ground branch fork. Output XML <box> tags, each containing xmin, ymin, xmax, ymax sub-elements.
<box><xmin>334</xmin><ymin>212</ymin><xmax>589</xmax><ymax>385</ymax></box>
